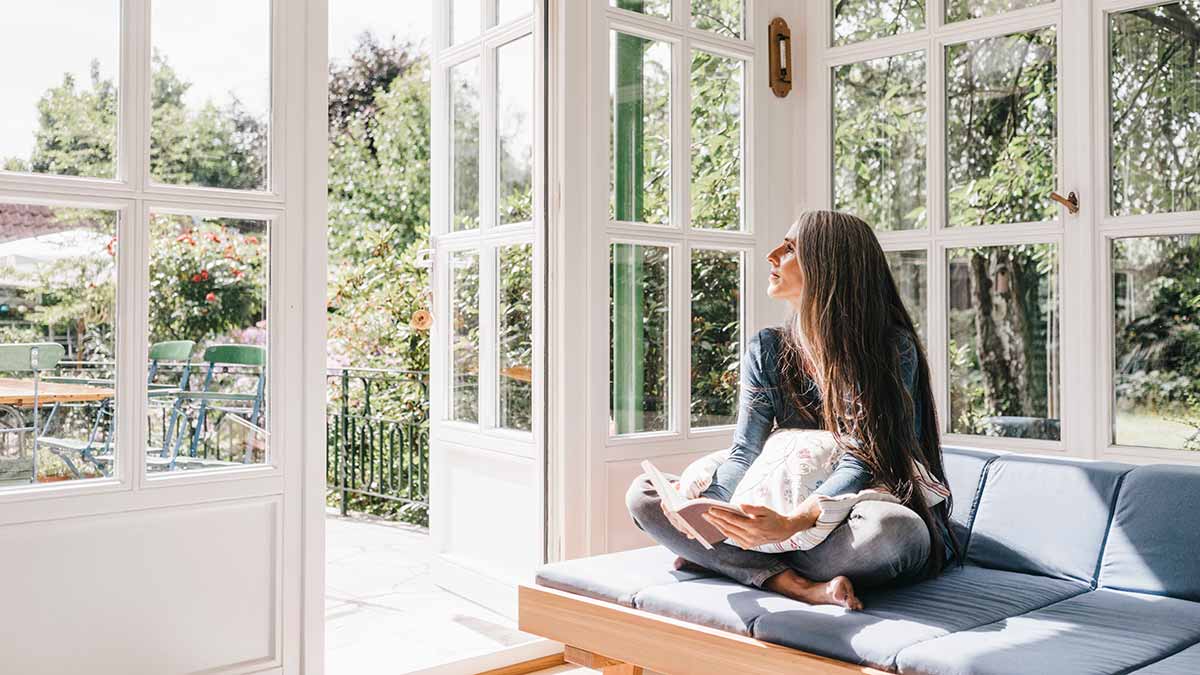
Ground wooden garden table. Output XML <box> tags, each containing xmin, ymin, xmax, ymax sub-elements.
<box><xmin>0</xmin><ymin>378</ymin><xmax>114</xmax><ymax>407</ymax></box>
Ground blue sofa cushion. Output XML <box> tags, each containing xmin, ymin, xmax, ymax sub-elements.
<box><xmin>1132</xmin><ymin>642</ymin><xmax>1200</xmax><ymax>674</ymax></box>
<box><xmin>895</xmin><ymin>589</ymin><xmax>1200</xmax><ymax>675</ymax></box>
<box><xmin>640</xmin><ymin>565</ymin><xmax>1085</xmax><ymax>670</ymax></box>
<box><xmin>966</xmin><ymin>455</ymin><xmax>1130</xmax><ymax>583</ymax></box>
<box><xmin>1099</xmin><ymin>464</ymin><xmax>1200</xmax><ymax>602</ymax></box>
<box><xmin>534</xmin><ymin>545</ymin><xmax>712</xmax><ymax>607</ymax></box>
<box><xmin>940</xmin><ymin>447</ymin><xmax>1002</xmax><ymax>544</ymax></box>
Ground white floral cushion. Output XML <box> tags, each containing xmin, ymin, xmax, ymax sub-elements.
<box><xmin>679</xmin><ymin>429</ymin><xmax>946</xmax><ymax>553</ymax></box>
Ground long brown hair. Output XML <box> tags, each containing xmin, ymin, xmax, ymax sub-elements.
<box><xmin>777</xmin><ymin>210</ymin><xmax>960</xmax><ymax>575</ymax></box>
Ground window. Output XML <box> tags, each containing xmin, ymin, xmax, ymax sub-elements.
<box><xmin>0</xmin><ymin>0</ymin><xmax>284</xmax><ymax>490</ymax></box>
<box><xmin>1109</xmin><ymin>3</ymin><xmax>1200</xmax><ymax>217</ymax></box>
<box><xmin>610</xmin><ymin>32</ymin><xmax>672</xmax><ymax>226</ymax></box>
<box><xmin>833</xmin><ymin>0</ymin><xmax>926</xmax><ymax>46</ymax></box>
<box><xmin>833</xmin><ymin>51</ymin><xmax>927</xmax><ymax>231</ymax></box>
<box><xmin>437</xmin><ymin>0</ymin><xmax>537</xmax><ymax>439</ymax></box>
<box><xmin>0</xmin><ymin>202</ymin><xmax>119</xmax><ymax>484</ymax></box>
<box><xmin>147</xmin><ymin>214</ymin><xmax>269</xmax><ymax>472</ymax></box>
<box><xmin>0</xmin><ymin>2</ymin><xmax>120</xmax><ymax>180</ymax></box>
<box><xmin>150</xmin><ymin>0</ymin><xmax>271</xmax><ymax>191</ymax></box>
<box><xmin>820</xmin><ymin>0</ymin><xmax>1066</xmax><ymax>448</ymax></box>
<box><xmin>605</xmin><ymin>2</ymin><xmax>754</xmax><ymax>438</ymax></box>
<box><xmin>1104</xmin><ymin>2</ymin><xmax>1200</xmax><ymax>454</ymax></box>
<box><xmin>450</xmin><ymin>249</ymin><xmax>480</xmax><ymax>423</ymax></box>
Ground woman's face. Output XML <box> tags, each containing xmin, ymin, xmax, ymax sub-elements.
<box><xmin>767</xmin><ymin>232</ymin><xmax>804</xmax><ymax>302</ymax></box>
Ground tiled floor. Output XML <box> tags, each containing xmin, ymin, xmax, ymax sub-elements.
<box><xmin>325</xmin><ymin>513</ymin><xmax>536</xmax><ymax>674</ymax></box>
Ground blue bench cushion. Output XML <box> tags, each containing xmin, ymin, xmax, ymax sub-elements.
<box><xmin>895</xmin><ymin>589</ymin><xmax>1200</xmax><ymax>675</ymax></box>
<box><xmin>966</xmin><ymin>455</ymin><xmax>1130</xmax><ymax>584</ymax></box>
<box><xmin>535</xmin><ymin>545</ymin><xmax>712</xmax><ymax>607</ymax></box>
<box><xmin>1132</xmin><ymin>642</ymin><xmax>1200</xmax><ymax>674</ymax></box>
<box><xmin>940</xmin><ymin>447</ymin><xmax>1002</xmax><ymax>544</ymax></box>
<box><xmin>1099</xmin><ymin>464</ymin><xmax>1200</xmax><ymax>602</ymax></box>
<box><xmin>749</xmin><ymin>565</ymin><xmax>1084</xmax><ymax>669</ymax></box>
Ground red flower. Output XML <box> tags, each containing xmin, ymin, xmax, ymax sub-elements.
<box><xmin>246</xmin><ymin>236</ymin><xmax>259</xmax><ymax>245</ymax></box>
<box><xmin>205</xmin><ymin>292</ymin><xmax>217</xmax><ymax>303</ymax></box>
<box><xmin>200</xmin><ymin>269</ymin><xmax>210</xmax><ymax>281</ymax></box>
<box><xmin>232</xmin><ymin>269</ymin><xmax>244</xmax><ymax>279</ymax></box>
<box><xmin>191</xmin><ymin>274</ymin><xmax>202</xmax><ymax>283</ymax></box>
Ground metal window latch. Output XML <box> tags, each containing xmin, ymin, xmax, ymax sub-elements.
<box><xmin>1050</xmin><ymin>191</ymin><xmax>1079</xmax><ymax>215</ymax></box>
<box><xmin>769</xmin><ymin>17</ymin><xmax>792</xmax><ymax>98</ymax></box>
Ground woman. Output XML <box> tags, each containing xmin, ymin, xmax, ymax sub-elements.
<box><xmin>626</xmin><ymin>210</ymin><xmax>960</xmax><ymax>611</ymax></box>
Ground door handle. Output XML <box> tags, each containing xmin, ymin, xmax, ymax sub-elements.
<box><xmin>1050</xmin><ymin>191</ymin><xmax>1079</xmax><ymax>215</ymax></box>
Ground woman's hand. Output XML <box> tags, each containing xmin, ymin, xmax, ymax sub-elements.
<box><xmin>703</xmin><ymin>504</ymin><xmax>817</xmax><ymax>549</ymax></box>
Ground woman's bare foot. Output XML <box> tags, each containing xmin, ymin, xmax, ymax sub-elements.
<box><xmin>673</xmin><ymin>556</ymin><xmax>710</xmax><ymax>573</ymax></box>
<box><xmin>765</xmin><ymin>570</ymin><xmax>863</xmax><ymax>610</ymax></box>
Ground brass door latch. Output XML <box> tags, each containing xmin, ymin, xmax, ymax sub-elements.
<box><xmin>1050</xmin><ymin>191</ymin><xmax>1079</xmax><ymax>214</ymax></box>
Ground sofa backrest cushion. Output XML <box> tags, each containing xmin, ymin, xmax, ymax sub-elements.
<box><xmin>940</xmin><ymin>447</ymin><xmax>1002</xmax><ymax>545</ymax></box>
<box><xmin>967</xmin><ymin>455</ymin><xmax>1131</xmax><ymax>584</ymax></box>
<box><xmin>1099</xmin><ymin>464</ymin><xmax>1200</xmax><ymax>602</ymax></box>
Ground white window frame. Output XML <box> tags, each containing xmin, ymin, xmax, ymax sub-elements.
<box><xmin>1091</xmin><ymin>0</ymin><xmax>1200</xmax><ymax>464</ymax></box>
<box><xmin>802</xmin><ymin>0</ymin><xmax>1200</xmax><ymax>465</ymax></box>
<box><xmin>432</xmin><ymin>3</ymin><xmax>542</xmax><ymax>457</ymax></box>
<box><xmin>0</xmin><ymin>0</ymin><xmax>324</xmax><ymax>671</ymax></box>
<box><xmin>802</xmin><ymin>0</ymin><xmax>1096</xmax><ymax>457</ymax></box>
<box><xmin>0</xmin><ymin>0</ymin><xmax>308</xmax><ymax>507</ymax></box>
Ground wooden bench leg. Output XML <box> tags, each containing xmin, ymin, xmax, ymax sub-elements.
<box><xmin>564</xmin><ymin>646</ymin><xmax>645</xmax><ymax>675</ymax></box>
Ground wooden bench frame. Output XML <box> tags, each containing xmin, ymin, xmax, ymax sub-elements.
<box><xmin>519</xmin><ymin>585</ymin><xmax>888</xmax><ymax>675</ymax></box>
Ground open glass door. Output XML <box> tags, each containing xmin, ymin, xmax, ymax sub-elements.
<box><xmin>552</xmin><ymin>0</ymin><xmax>800</xmax><ymax>556</ymax></box>
<box><xmin>429</xmin><ymin>0</ymin><xmax>546</xmax><ymax>619</ymax></box>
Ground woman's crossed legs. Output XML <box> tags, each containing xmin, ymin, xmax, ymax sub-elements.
<box><xmin>625</xmin><ymin>474</ymin><xmax>930</xmax><ymax>609</ymax></box>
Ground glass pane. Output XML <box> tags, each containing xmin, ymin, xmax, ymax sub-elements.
<box><xmin>450</xmin><ymin>250</ymin><xmax>480</xmax><ymax>423</ymax></box>
<box><xmin>0</xmin><ymin>204</ymin><xmax>117</xmax><ymax>485</ymax></box>
<box><xmin>611</xmin><ymin>32</ymin><xmax>672</xmax><ymax>226</ymax></box>
<box><xmin>1110</xmin><ymin>3</ymin><xmax>1200</xmax><ymax>217</ymax></box>
<box><xmin>148</xmin><ymin>214</ymin><xmax>269</xmax><ymax>472</ymax></box>
<box><xmin>150</xmin><ymin>0</ymin><xmax>270</xmax><ymax>191</ymax></box>
<box><xmin>498</xmin><ymin>244</ymin><xmax>533</xmax><ymax>432</ymax></box>
<box><xmin>833</xmin><ymin>0</ymin><xmax>926</xmax><ymax>46</ymax></box>
<box><xmin>610</xmin><ymin>243</ymin><xmax>670</xmax><ymax>435</ymax></box>
<box><xmin>690</xmin><ymin>249</ymin><xmax>741</xmax><ymax>428</ymax></box>
<box><xmin>610</xmin><ymin>0</ymin><xmax>671</xmax><ymax>21</ymax></box>
<box><xmin>498</xmin><ymin>0</ymin><xmax>532</xmax><ymax>24</ymax></box>
<box><xmin>451</xmin><ymin>58</ymin><xmax>481</xmax><ymax>232</ymax></box>
<box><xmin>946</xmin><ymin>28</ymin><xmax>1057</xmax><ymax>228</ymax></box>
<box><xmin>693</xmin><ymin>0</ymin><xmax>744</xmax><ymax>39</ymax></box>
<box><xmin>834</xmin><ymin>51</ymin><xmax>928</xmax><ymax>231</ymax></box>
<box><xmin>691</xmin><ymin>50</ymin><xmax>743</xmax><ymax>231</ymax></box>
<box><xmin>886</xmin><ymin>250</ymin><xmax>928</xmax><ymax>344</ymax></box>
<box><xmin>0</xmin><ymin>2</ymin><xmax>119</xmax><ymax>179</ymax></box>
<box><xmin>1112</xmin><ymin>235</ymin><xmax>1200</xmax><ymax>451</ymax></box>
<box><xmin>947</xmin><ymin>0</ymin><xmax>1053</xmax><ymax>24</ymax></box>
<box><xmin>948</xmin><ymin>244</ymin><xmax>1060</xmax><ymax>440</ymax></box>
<box><xmin>451</xmin><ymin>0</ymin><xmax>480</xmax><ymax>44</ymax></box>
<box><xmin>498</xmin><ymin>37</ymin><xmax>535</xmax><ymax>226</ymax></box>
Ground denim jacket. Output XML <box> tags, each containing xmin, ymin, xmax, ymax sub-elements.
<box><xmin>698</xmin><ymin>326</ymin><xmax>954</xmax><ymax>561</ymax></box>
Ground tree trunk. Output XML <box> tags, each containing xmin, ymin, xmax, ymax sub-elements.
<box><xmin>969</xmin><ymin>251</ymin><xmax>1021</xmax><ymax>417</ymax></box>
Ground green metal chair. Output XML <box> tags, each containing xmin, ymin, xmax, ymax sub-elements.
<box><xmin>159</xmin><ymin>344</ymin><xmax>266</xmax><ymax>471</ymax></box>
<box><xmin>0</xmin><ymin>343</ymin><xmax>66</xmax><ymax>483</ymax></box>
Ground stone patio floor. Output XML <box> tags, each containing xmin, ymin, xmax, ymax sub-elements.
<box><xmin>325</xmin><ymin>513</ymin><xmax>536</xmax><ymax>674</ymax></box>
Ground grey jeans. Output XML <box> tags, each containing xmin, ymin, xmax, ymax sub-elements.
<box><xmin>626</xmin><ymin>474</ymin><xmax>931</xmax><ymax>590</ymax></box>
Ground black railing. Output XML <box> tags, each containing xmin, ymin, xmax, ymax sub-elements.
<box><xmin>326</xmin><ymin>368</ymin><xmax>430</xmax><ymax>518</ymax></box>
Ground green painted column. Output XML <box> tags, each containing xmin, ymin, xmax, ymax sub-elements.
<box><xmin>613</xmin><ymin>19</ymin><xmax>646</xmax><ymax>434</ymax></box>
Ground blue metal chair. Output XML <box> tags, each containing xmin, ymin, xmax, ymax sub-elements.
<box><xmin>42</xmin><ymin>340</ymin><xmax>196</xmax><ymax>477</ymax></box>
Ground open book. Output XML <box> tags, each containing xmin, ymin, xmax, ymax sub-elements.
<box><xmin>641</xmin><ymin>459</ymin><xmax>746</xmax><ymax>549</ymax></box>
